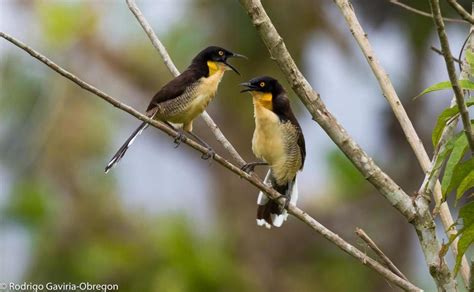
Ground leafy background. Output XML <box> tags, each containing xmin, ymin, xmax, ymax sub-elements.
<box><xmin>0</xmin><ymin>0</ymin><xmax>472</xmax><ymax>291</ymax></box>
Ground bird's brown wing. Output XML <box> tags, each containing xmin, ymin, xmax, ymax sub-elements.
<box><xmin>273</xmin><ymin>92</ymin><xmax>306</xmax><ymax>169</ymax></box>
<box><xmin>296</xmin><ymin>127</ymin><xmax>306</xmax><ymax>169</ymax></box>
<box><xmin>146</xmin><ymin>69</ymin><xmax>199</xmax><ymax>112</ymax></box>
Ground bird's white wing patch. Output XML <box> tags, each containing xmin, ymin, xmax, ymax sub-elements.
<box><xmin>257</xmin><ymin>170</ymin><xmax>272</xmax><ymax>205</ymax></box>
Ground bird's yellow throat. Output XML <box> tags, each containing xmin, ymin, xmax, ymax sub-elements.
<box><xmin>207</xmin><ymin>61</ymin><xmax>226</xmax><ymax>76</ymax></box>
<box><xmin>251</xmin><ymin>92</ymin><xmax>273</xmax><ymax>111</ymax></box>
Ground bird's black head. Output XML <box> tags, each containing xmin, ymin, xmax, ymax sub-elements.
<box><xmin>192</xmin><ymin>46</ymin><xmax>246</xmax><ymax>75</ymax></box>
<box><xmin>240</xmin><ymin>76</ymin><xmax>284</xmax><ymax>95</ymax></box>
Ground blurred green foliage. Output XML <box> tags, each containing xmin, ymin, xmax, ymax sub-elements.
<box><xmin>326</xmin><ymin>149</ymin><xmax>367</xmax><ymax>198</ymax></box>
<box><xmin>37</xmin><ymin>1</ymin><xmax>97</xmax><ymax>47</ymax></box>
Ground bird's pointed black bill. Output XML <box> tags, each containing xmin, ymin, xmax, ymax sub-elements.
<box><xmin>232</xmin><ymin>53</ymin><xmax>248</xmax><ymax>60</ymax></box>
<box><xmin>240</xmin><ymin>82</ymin><xmax>257</xmax><ymax>93</ymax></box>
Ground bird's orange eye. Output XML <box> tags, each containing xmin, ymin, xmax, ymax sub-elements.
<box><xmin>218</xmin><ymin>50</ymin><xmax>224</xmax><ymax>56</ymax></box>
<box><xmin>259</xmin><ymin>82</ymin><xmax>265</xmax><ymax>87</ymax></box>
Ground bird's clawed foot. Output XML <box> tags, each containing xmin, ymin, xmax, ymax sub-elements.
<box><xmin>201</xmin><ymin>147</ymin><xmax>215</xmax><ymax>160</ymax></box>
<box><xmin>276</xmin><ymin>195</ymin><xmax>290</xmax><ymax>212</ymax></box>
<box><xmin>240</xmin><ymin>162</ymin><xmax>268</xmax><ymax>173</ymax></box>
<box><xmin>173</xmin><ymin>131</ymin><xmax>186</xmax><ymax>148</ymax></box>
<box><xmin>241</xmin><ymin>163</ymin><xmax>256</xmax><ymax>173</ymax></box>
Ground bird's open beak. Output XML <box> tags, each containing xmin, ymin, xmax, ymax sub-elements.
<box><xmin>223</xmin><ymin>53</ymin><xmax>247</xmax><ymax>75</ymax></box>
<box><xmin>240</xmin><ymin>82</ymin><xmax>258</xmax><ymax>93</ymax></box>
<box><xmin>223</xmin><ymin>60</ymin><xmax>240</xmax><ymax>75</ymax></box>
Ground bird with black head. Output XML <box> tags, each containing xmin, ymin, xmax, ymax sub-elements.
<box><xmin>105</xmin><ymin>46</ymin><xmax>246</xmax><ymax>173</ymax></box>
<box><xmin>241</xmin><ymin>76</ymin><xmax>306</xmax><ymax>228</ymax></box>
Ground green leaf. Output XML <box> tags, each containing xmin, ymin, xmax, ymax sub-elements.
<box><xmin>416</xmin><ymin>80</ymin><xmax>474</xmax><ymax>98</ymax></box>
<box><xmin>432</xmin><ymin>108</ymin><xmax>460</xmax><ymax>147</ymax></box>
<box><xmin>466</xmin><ymin>50</ymin><xmax>474</xmax><ymax>75</ymax></box>
<box><xmin>456</xmin><ymin>171</ymin><xmax>474</xmax><ymax>200</ymax></box>
<box><xmin>454</xmin><ymin>202</ymin><xmax>474</xmax><ymax>274</ymax></box>
<box><xmin>460</xmin><ymin>201</ymin><xmax>474</xmax><ymax>227</ymax></box>
<box><xmin>441</xmin><ymin>134</ymin><xmax>468</xmax><ymax>198</ymax></box>
<box><xmin>443</xmin><ymin>158</ymin><xmax>474</xmax><ymax>197</ymax></box>
<box><xmin>430</xmin><ymin>132</ymin><xmax>463</xmax><ymax>176</ymax></box>
<box><xmin>454</xmin><ymin>226</ymin><xmax>474</xmax><ymax>275</ymax></box>
<box><xmin>432</xmin><ymin>97</ymin><xmax>474</xmax><ymax>147</ymax></box>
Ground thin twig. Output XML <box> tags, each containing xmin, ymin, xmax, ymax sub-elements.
<box><xmin>431</xmin><ymin>46</ymin><xmax>462</xmax><ymax>64</ymax></box>
<box><xmin>355</xmin><ymin>228</ymin><xmax>409</xmax><ymax>281</ymax></box>
<box><xmin>0</xmin><ymin>31</ymin><xmax>422</xmax><ymax>292</ymax></box>
<box><xmin>430</xmin><ymin>0</ymin><xmax>474</xmax><ymax>154</ymax></box>
<box><xmin>126</xmin><ymin>0</ymin><xmax>246</xmax><ymax>166</ymax></box>
<box><xmin>390</xmin><ymin>0</ymin><xmax>468</xmax><ymax>24</ymax></box>
<box><xmin>333</xmin><ymin>0</ymin><xmax>466</xmax><ymax>288</ymax></box>
<box><xmin>446</xmin><ymin>0</ymin><xmax>474</xmax><ymax>24</ymax></box>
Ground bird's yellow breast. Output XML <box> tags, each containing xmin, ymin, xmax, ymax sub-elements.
<box><xmin>182</xmin><ymin>63</ymin><xmax>226</xmax><ymax>121</ymax></box>
<box><xmin>252</xmin><ymin>97</ymin><xmax>302</xmax><ymax>184</ymax></box>
<box><xmin>252</xmin><ymin>100</ymin><xmax>284</xmax><ymax>166</ymax></box>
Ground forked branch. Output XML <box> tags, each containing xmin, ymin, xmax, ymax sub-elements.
<box><xmin>355</xmin><ymin>228</ymin><xmax>408</xmax><ymax>281</ymax></box>
<box><xmin>430</xmin><ymin>0</ymin><xmax>474</xmax><ymax>155</ymax></box>
<box><xmin>334</xmin><ymin>0</ymin><xmax>469</xmax><ymax>287</ymax></box>
<box><xmin>390</xmin><ymin>0</ymin><xmax>468</xmax><ymax>24</ymax></box>
<box><xmin>446</xmin><ymin>0</ymin><xmax>474</xmax><ymax>24</ymax></box>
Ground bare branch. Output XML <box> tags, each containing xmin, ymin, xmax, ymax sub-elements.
<box><xmin>431</xmin><ymin>46</ymin><xmax>462</xmax><ymax>64</ymax></box>
<box><xmin>390</xmin><ymin>0</ymin><xmax>468</xmax><ymax>24</ymax></box>
<box><xmin>355</xmin><ymin>228</ymin><xmax>409</xmax><ymax>281</ymax></box>
<box><xmin>430</xmin><ymin>0</ymin><xmax>474</xmax><ymax>154</ymax></box>
<box><xmin>125</xmin><ymin>0</ymin><xmax>246</xmax><ymax>166</ymax></box>
<box><xmin>446</xmin><ymin>0</ymin><xmax>474</xmax><ymax>24</ymax></box>
<box><xmin>0</xmin><ymin>31</ymin><xmax>422</xmax><ymax>292</ymax></box>
<box><xmin>286</xmin><ymin>207</ymin><xmax>422</xmax><ymax>291</ymax></box>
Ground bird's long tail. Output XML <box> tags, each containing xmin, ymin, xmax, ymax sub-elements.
<box><xmin>104</xmin><ymin>122</ymin><xmax>149</xmax><ymax>173</ymax></box>
<box><xmin>256</xmin><ymin>170</ymin><xmax>298</xmax><ymax>229</ymax></box>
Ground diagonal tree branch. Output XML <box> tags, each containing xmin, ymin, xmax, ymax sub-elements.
<box><xmin>390</xmin><ymin>0</ymin><xmax>468</xmax><ymax>24</ymax></box>
<box><xmin>0</xmin><ymin>31</ymin><xmax>422</xmax><ymax>292</ymax></box>
<box><xmin>240</xmin><ymin>0</ymin><xmax>457</xmax><ymax>289</ymax></box>
<box><xmin>445</xmin><ymin>0</ymin><xmax>474</xmax><ymax>24</ymax></box>
<box><xmin>430</xmin><ymin>0</ymin><xmax>474</xmax><ymax>155</ymax></box>
<box><xmin>355</xmin><ymin>227</ymin><xmax>409</xmax><ymax>281</ymax></box>
<box><xmin>126</xmin><ymin>0</ymin><xmax>246</xmax><ymax>166</ymax></box>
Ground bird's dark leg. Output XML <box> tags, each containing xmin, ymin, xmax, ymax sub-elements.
<box><xmin>164</xmin><ymin>121</ymin><xmax>186</xmax><ymax>148</ymax></box>
<box><xmin>186</xmin><ymin>131</ymin><xmax>215</xmax><ymax>160</ymax></box>
<box><xmin>241</xmin><ymin>161</ymin><xmax>268</xmax><ymax>173</ymax></box>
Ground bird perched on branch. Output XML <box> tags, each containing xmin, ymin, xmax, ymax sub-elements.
<box><xmin>105</xmin><ymin>46</ymin><xmax>245</xmax><ymax>173</ymax></box>
<box><xmin>240</xmin><ymin>76</ymin><xmax>306</xmax><ymax>228</ymax></box>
